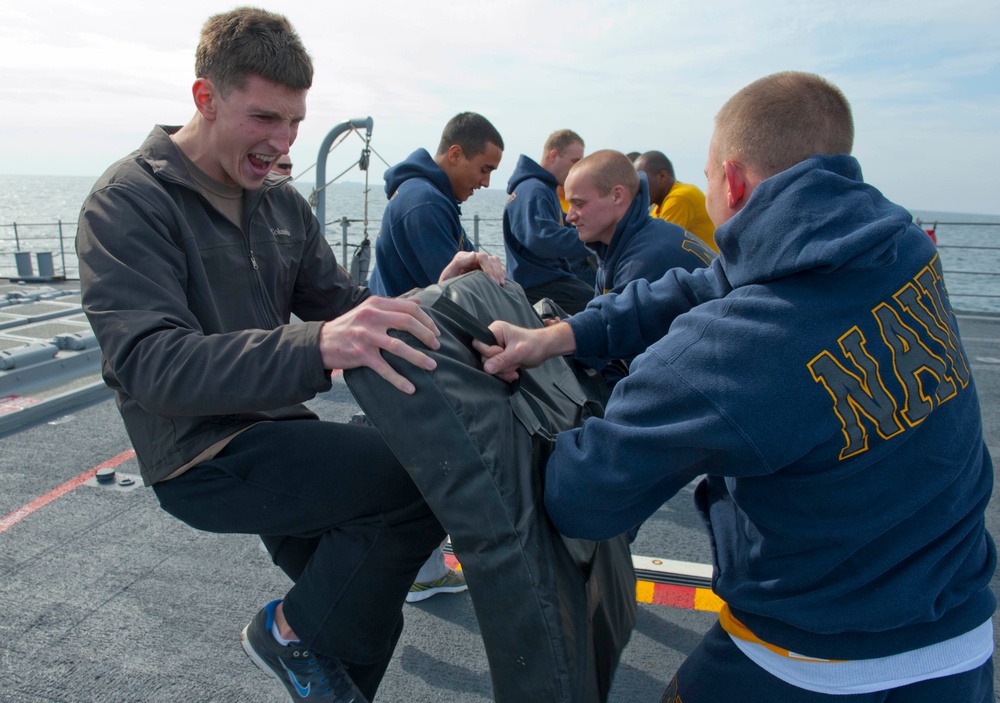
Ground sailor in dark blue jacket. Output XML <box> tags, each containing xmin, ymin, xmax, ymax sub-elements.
<box><xmin>568</xmin><ymin>149</ymin><xmax>714</xmax><ymax>391</ymax></box>
<box><xmin>503</xmin><ymin>130</ymin><xmax>596</xmax><ymax>314</ymax></box>
<box><xmin>369</xmin><ymin>112</ymin><xmax>504</xmax><ymax>298</ymax></box>
<box><xmin>367</xmin><ymin>112</ymin><xmax>506</xmax><ymax>603</ymax></box>
<box><xmin>566</xmin><ymin>150</ymin><xmax>714</xmax><ymax>296</ymax></box>
<box><xmin>477</xmin><ymin>73</ymin><xmax>995</xmax><ymax>702</ymax></box>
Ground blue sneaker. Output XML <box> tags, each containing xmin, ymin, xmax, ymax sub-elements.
<box><xmin>240</xmin><ymin>600</ymin><xmax>369</xmax><ymax>702</ymax></box>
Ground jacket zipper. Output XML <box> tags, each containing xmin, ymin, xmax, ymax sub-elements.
<box><xmin>155</xmin><ymin>165</ymin><xmax>279</xmax><ymax>328</ymax></box>
<box><xmin>244</xmin><ymin>183</ymin><xmax>279</xmax><ymax>328</ymax></box>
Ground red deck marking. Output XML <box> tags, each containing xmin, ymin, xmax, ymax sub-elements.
<box><xmin>0</xmin><ymin>395</ymin><xmax>43</xmax><ymax>416</ymax></box>
<box><xmin>0</xmin><ymin>449</ymin><xmax>136</xmax><ymax>534</ymax></box>
<box><xmin>446</xmin><ymin>551</ymin><xmax>722</xmax><ymax>612</ymax></box>
<box><xmin>651</xmin><ymin>583</ymin><xmax>697</xmax><ymax>609</ymax></box>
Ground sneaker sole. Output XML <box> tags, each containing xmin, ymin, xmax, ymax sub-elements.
<box><xmin>240</xmin><ymin>625</ymin><xmax>282</xmax><ymax>683</ymax></box>
<box><xmin>405</xmin><ymin>585</ymin><xmax>469</xmax><ymax>603</ymax></box>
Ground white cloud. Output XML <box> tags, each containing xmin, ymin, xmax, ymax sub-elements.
<box><xmin>2</xmin><ymin>0</ymin><xmax>998</xmax><ymax>214</ymax></box>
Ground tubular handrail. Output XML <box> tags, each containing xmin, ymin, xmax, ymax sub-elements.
<box><xmin>2</xmin><ymin>218</ymin><xmax>999</xmax><ymax>312</ymax></box>
<box><xmin>312</xmin><ymin>117</ymin><xmax>373</xmax><ymax>230</ymax></box>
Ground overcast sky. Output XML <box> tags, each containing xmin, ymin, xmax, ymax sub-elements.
<box><xmin>2</xmin><ymin>0</ymin><xmax>999</xmax><ymax>215</ymax></box>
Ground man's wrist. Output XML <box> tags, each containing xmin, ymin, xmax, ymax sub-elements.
<box><xmin>544</xmin><ymin>321</ymin><xmax>576</xmax><ymax>358</ymax></box>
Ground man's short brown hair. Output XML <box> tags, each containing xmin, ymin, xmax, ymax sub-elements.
<box><xmin>543</xmin><ymin>129</ymin><xmax>584</xmax><ymax>156</ymax></box>
<box><xmin>714</xmin><ymin>71</ymin><xmax>853</xmax><ymax>179</ymax></box>
<box><xmin>573</xmin><ymin>150</ymin><xmax>640</xmax><ymax>198</ymax></box>
<box><xmin>196</xmin><ymin>7</ymin><xmax>313</xmax><ymax>97</ymax></box>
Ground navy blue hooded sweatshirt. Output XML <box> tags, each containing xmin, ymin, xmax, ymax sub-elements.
<box><xmin>368</xmin><ymin>149</ymin><xmax>474</xmax><ymax>297</ymax></box>
<box><xmin>549</xmin><ymin>154</ymin><xmax>996</xmax><ymax>661</ymax></box>
<box><xmin>588</xmin><ymin>175</ymin><xmax>715</xmax><ymax>295</ymax></box>
<box><xmin>503</xmin><ymin>154</ymin><xmax>594</xmax><ymax>289</ymax></box>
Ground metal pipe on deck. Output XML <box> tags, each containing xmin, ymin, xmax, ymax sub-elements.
<box><xmin>314</xmin><ymin>117</ymin><xmax>374</xmax><ymax>237</ymax></box>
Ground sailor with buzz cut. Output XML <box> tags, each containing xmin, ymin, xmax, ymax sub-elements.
<box><xmin>564</xmin><ymin>149</ymin><xmax>714</xmax><ymax>297</ymax></box>
<box><xmin>476</xmin><ymin>71</ymin><xmax>996</xmax><ymax>702</ymax></box>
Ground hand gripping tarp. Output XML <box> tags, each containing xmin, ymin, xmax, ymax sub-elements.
<box><xmin>344</xmin><ymin>272</ymin><xmax>636</xmax><ymax>703</ymax></box>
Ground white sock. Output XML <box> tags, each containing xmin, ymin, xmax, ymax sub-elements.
<box><xmin>271</xmin><ymin>620</ymin><xmax>300</xmax><ymax>646</ymax></box>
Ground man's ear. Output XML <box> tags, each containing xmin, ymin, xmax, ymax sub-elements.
<box><xmin>447</xmin><ymin>144</ymin><xmax>465</xmax><ymax>165</ymax></box>
<box><xmin>610</xmin><ymin>184</ymin><xmax>628</xmax><ymax>206</ymax></box>
<box><xmin>192</xmin><ymin>78</ymin><xmax>218</xmax><ymax>121</ymax></box>
<box><xmin>723</xmin><ymin>160</ymin><xmax>747</xmax><ymax>209</ymax></box>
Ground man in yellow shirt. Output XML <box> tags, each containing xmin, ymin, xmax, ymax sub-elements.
<box><xmin>634</xmin><ymin>150</ymin><xmax>717</xmax><ymax>252</ymax></box>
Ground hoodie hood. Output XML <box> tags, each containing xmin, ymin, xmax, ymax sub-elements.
<box><xmin>507</xmin><ymin>154</ymin><xmax>557</xmax><ymax>194</ymax></box>
<box><xmin>384</xmin><ymin>148</ymin><xmax>457</xmax><ymax>204</ymax></box>
<box><xmin>716</xmin><ymin>154</ymin><xmax>912</xmax><ymax>288</ymax></box>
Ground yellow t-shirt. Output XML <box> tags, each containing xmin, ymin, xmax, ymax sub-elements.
<box><xmin>652</xmin><ymin>181</ymin><xmax>717</xmax><ymax>252</ymax></box>
<box><xmin>557</xmin><ymin>185</ymin><xmax>570</xmax><ymax>214</ymax></box>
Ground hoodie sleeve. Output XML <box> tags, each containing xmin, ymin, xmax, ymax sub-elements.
<box><xmin>508</xmin><ymin>181</ymin><xmax>591</xmax><ymax>260</ymax></box>
<box><xmin>569</xmin><ymin>260</ymin><xmax>731</xmax><ymax>360</ymax></box>
<box><xmin>544</xmin><ymin>343</ymin><xmax>766</xmax><ymax>540</ymax></box>
<box><xmin>373</xmin><ymin>197</ymin><xmax>470</xmax><ymax>296</ymax></box>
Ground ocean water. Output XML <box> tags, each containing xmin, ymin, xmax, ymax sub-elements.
<box><xmin>1</xmin><ymin>174</ymin><xmax>998</xmax><ymax>313</ymax></box>
<box><xmin>0</xmin><ymin>173</ymin><xmax>508</xmax><ymax>278</ymax></box>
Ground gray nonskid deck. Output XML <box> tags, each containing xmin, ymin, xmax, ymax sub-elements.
<box><xmin>0</xmin><ymin>314</ymin><xmax>997</xmax><ymax>702</ymax></box>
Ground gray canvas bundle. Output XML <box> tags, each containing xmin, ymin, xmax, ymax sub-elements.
<box><xmin>344</xmin><ymin>272</ymin><xmax>636</xmax><ymax>702</ymax></box>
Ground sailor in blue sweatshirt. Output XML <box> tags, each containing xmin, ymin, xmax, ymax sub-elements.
<box><xmin>366</xmin><ymin>112</ymin><xmax>506</xmax><ymax>603</ymax></box>
<box><xmin>503</xmin><ymin>130</ymin><xmax>597</xmax><ymax>314</ymax></box>
<box><xmin>566</xmin><ymin>150</ymin><xmax>715</xmax><ymax>296</ymax></box>
<box><xmin>476</xmin><ymin>73</ymin><xmax>995</xmax><ymax>701</ymax></box>
<box><xmin>368</xmin><ymin>112</ymin><xmax>504</xmax><ymax>298</ymax></box>
<box><xmin>569</xmin><ymin>149</ymin><xmax>715</xmax><ymax>391</ymax></box>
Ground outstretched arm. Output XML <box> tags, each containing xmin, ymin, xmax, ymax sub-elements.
<box><xmin>473</xmin><ymin>320</ymin><xmax>576</xmax><ymax>382</ymax></box>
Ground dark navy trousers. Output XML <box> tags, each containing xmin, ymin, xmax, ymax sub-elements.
<box><xmin>523</xmin><ymin>276</ymin><xmax>595</xmax><ymax>316</ymax></box>
<box><xmin>152</xmin><ymin>419</ymin><xmax>444</xmax><ymax>698</ymax></box>
<box><xmin>662</xmin><ymin>621</ymin><xmax>994</xmax><ymax>703</ymax></box>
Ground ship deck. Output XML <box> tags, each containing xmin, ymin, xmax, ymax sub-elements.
<box><xmin>1</xmin><ymin>281</ymin><xmax>998</xmax><ymax>702</ymax></box>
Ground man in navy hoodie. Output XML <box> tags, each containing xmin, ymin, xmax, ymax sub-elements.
<box><xmin>568</xmin><ymin>149</ymin><xmax>715</xmax><ymax>392</ymax></box>
<box><xmin>503</xmin><ymin>129</ymin><xmax>596</xmax><ymax>314</ymax></box>
<box><xmin>476</xmin><ymin>72</ymin><xmax>995</xmax><ymax>701</ymax></box>
<box><xmin>566</xmin><ymin>149</ymin><xmax>714</xmax><ymax>296</ymax></box>
<box><xmin>368</xmin><ymin>112</ymin><xmax>504</xmax><ymax>297</ymax></box>
<box><xmin>367</xmin><ymin>112</ymin><xmax>505</xmax><ymax>602</ymax></box>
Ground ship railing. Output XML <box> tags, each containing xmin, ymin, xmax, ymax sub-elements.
<box><xmin>324</xmin><ymin>214</ymin><xmax>502</xmax><ymax>267</ymax></box>
<box><xmin>0</xmin><ymin>220</ymin><xmax>73</xmax><ymax>282</ymax></box>
<box><xmin>915</xmin><ymin>220</ymin><xmax>1000</xmax><ymax>313</ymax></box>
<box><xmin>2</xmin><ymin>218</ymin><xmax>998</xmax><ymax>313</ymax></box>
<box><xmin>0</xmin><ymin>216</ymin><xmax>506</xmax><ymax>282</ymax></box>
